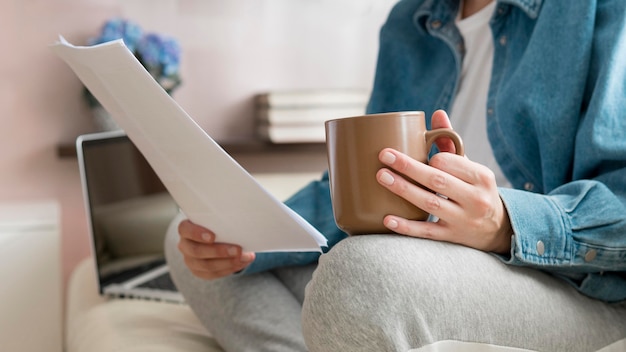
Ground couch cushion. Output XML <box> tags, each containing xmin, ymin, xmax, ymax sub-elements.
<box><xmin>66</xmin><ymin>258</ymin><xmax>223</xmax><ymax>352</ymax></box>
<box><xmin>67</xmin><ymin>299</ymin><xmax>223</xmax><ymax>352</ymax></box>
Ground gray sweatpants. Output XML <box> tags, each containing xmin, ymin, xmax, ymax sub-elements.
<box><xmin>165</xmin><ymin>231</ymin><xmax>626</xmax><ymax>352</ymax></box>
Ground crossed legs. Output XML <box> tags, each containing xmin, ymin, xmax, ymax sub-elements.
<box><xmin>302</xmin><ymin>235</ymin><xmax>626</xmax><ymax>351</ymax></box>
<box><xmin>165</xmin><ymin>226</ymin><xmax>314</xmax><ymax>352</ymax></box>
<box><xmin>166</xmin><ymin>226</ymin><xmax>626</xmax><ymax>352</ymax></box>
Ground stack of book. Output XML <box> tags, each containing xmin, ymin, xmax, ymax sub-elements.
<box><xmin>255</xmin><ymin>89</ymin><xmax>370</xmax><ymax>143</ymax></box>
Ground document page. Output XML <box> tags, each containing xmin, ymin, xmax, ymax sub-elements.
<box><xmin>52</xmin><ymin>37</ymin><xmax>327</xmax><ymax>253</ymax></box>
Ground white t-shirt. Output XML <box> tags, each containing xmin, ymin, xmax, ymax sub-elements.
<box><xmin>448</xmin><ymin>1</ymin><xmax>510</xmax><ymax>187</ymax></box>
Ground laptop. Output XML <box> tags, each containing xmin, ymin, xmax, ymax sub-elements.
<box><xmin>77</xmin><ymin>130</ymin><xmax>185</xmax><ymax>304</ymax></box>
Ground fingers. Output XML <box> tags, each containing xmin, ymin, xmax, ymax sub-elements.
<box><xmin>376</xmin><ymin>166</ymin><xmax>463</xmax><ymax>223</ymax></box>
<box><xmin>177</xmin><ymin>219</ymin><xmax>255</xmax><ymax>280</ymax></box>
<box><xmin>377</xmin><ymin>149</ymin><xmax>472</xmax><ymax>205</ymax></box>
<box><xmin>177</xmin><ymin>233</ymin><xmax>241</xmax><ymax>259</ymax></box>
<box><xmin>382</xmin><ymin>214</ymin><xmax>447</xmax><ymax>241</ymax></box>
<box><xmin>376</xmin><ymin>147</ymin><xmax>511</xmax><ymax>253</ymax></box>
<box><xmin>182</xmin><ymin>252</ymin><xmax>255</xmax><ymax>280</ymax></box>
<box><xmin>428</xmin><ymin>152</ymin><xmax>495</xmax><ymax>187</ymax></box>
<box><xmin>379</xmin><ymin>147</ymin><xmax>493</xmax><ymax>192</ymax></box>
<box><xmin>178</xmin><ymin>219</ymin><xmax>216</xmax><ymax>243</ymax></box>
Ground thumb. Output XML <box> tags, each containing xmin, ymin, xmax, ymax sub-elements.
<box><xmin>431</xmin><ymin>109</ymin><xmax>453</xmax><ymax>129</ymax></box>
<box><xmin>430</xmin><ymin>110</ymin><xmax>457</xmax><ymax>153</ymax></box>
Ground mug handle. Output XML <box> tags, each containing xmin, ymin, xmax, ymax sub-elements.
<box><xmin>424</xmin><ymin>128</ymin><xmax>465</xmax><ymax>156</ymax></box>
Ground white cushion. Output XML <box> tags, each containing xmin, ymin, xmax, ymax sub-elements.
<box><xmin>66</xmin><ymin>258</ymin><xmax>223</xmax><ymax>352</ymax></box>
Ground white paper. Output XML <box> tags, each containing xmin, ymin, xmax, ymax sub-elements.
<box><xmin>52</xmin><ymin>36</ymin><xmax>327</xmax><ymax>253</ymax></box>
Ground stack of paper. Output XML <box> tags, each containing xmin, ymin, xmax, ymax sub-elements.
<box><xmin>52</xmin><ymin>37</ymin><xmax>327</xmax><ymax>253</ymax></box>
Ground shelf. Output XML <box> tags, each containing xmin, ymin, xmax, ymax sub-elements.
<box><xmin>57</xmin><ymin>139</ymin><xmax>328</xmax><ymax>174</ymax></box>
<box><xmin>57</xmin><ymin>140</ymin><xmax>326</xmax><ymax>158</ymax></box>
<box><xmin>219</xmin><ymin>141</ymin><xmax>326</xmax><ymax>155</ymax></box>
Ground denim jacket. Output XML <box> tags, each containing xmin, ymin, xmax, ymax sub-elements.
<box><xmin>244</xmin><ymin>0</ymin><xmax>626</xmax><ymax>303</ymax></box>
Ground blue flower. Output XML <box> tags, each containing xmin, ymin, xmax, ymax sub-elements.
<box><xmin>85</xmin><ymin>17</ymin><xmax>182</xmax><ymax>106</ymax></box>
<box><xmin>136</xmin><ymin>34</ymin><xmax>182</xmax><ymax>92</ymax></box>
<box><xmin>137</xmin><ymin>34</ymin><xmax>163</xmax><ymax>68</ymax></box>
<box><xmin>159</xmin><ymin>37</ymin><xmax>181</xmax><ymax>77</ymax></box>
<box><xmin>89</xmin><ymin>18</ymin><xmax>143</xmax><ymax>52</ymax></box>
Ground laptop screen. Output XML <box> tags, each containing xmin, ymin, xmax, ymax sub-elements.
<box><xmin>77</xmin><ymin>131</ymin><xmax>179</xmax><ymax>293</ymax></box>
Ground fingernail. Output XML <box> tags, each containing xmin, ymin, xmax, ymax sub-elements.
<box><xmin>379</xmin><ymin>171</ymin><xmax>395</xmax><ymax>186</ymax></box>
<box><xmin>201</xmin><ymin>232</ymin><xmax>212</xmax><ymax>242</ymax></box>
<box><xmin>381</xmin><ymin>151</ymin><xmax>396</xmax><ymax>165</ymax></box>
<box><xmin>227</xmin><ymin>247</ymin><xmax>238</xmax><ymax>256</ymax></box>
<box><xmin>386</xmin><ymin>218</ymin><xmax>399</xmax><ymax>229</ymax></box>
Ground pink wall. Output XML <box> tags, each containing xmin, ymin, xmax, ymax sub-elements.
<box><xmin>0</xmin><ymin>0</ymin><xmax>394</xmax><ymax>299</ymax></box>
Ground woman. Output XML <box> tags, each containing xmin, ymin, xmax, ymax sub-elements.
<box><xmin>165</xmin><ymin>0</ymin><xmax>626</xmax><ymax>350</ymax></box>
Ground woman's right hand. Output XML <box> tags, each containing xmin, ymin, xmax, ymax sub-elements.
<box><xmin>177</xmin><ymin>219</ymin><xmax>256</xmax><ymax>280</ymax></box>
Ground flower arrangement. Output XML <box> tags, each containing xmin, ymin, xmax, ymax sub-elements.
<box><xmin>84</xmin><ymin>18</ymin><xmax>182</xmax><ymax>108</ymax></box>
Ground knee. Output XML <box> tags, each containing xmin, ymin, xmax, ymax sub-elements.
<box><xmin>302</xmin><ymin>235</ymin><xmax>424</xmax><ymax>350</ymax></box>
<box><xmin>301</xmin><ymin>236</ymin><xmax>490</xmax><ymax>351</ymax></box>
<box><xmin>304</xmin><ymin>234</ymin><xmax>419</xmax><ymax>305</ymax></box>
<box><xmin>303</xmin><ymin>234</ymin><xmax>404</xmax><ymax>307</ymax></box>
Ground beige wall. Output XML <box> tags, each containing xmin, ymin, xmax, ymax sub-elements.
<box><xmin>0</xmin><ymin>0</ymin><xmax>395</xmax><ymax>297</ymax></box>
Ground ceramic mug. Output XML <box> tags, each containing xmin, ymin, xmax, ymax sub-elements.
<box><xmin>325</xmin><ymin>111</ymin><xmax>464</xmax><ymax>235</ymax></box>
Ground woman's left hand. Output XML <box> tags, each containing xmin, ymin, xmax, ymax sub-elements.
<box><xmin>376</xmin><ymin>110</ymin><xmax>512</xmax><ymax>254</ymax></box>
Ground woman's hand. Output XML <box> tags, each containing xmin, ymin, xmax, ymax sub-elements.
<box><xmin>177</xmin><ymin>220</ymin><xmax>255</xmax><ymax>280</ymax></box>
<box><xmin>375</xmin><ymin>110</ymin><xmax>512</xmax><ymax>253</ymax></box>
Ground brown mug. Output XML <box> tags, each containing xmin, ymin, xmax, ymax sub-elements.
<box><xmin>325</xmin><ymin>111</ymin><xmax>464</xmax><ymax>235</ymax></box>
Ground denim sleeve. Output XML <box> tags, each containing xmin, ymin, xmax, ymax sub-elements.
<box><xmin>238</xmin><ymin>171</ymin><xmax>347</xmax><ymax>275</ymax></box>
<box><xmin>493</xmin><ymin>3</ymin><xmax>626</xmax><ymax>302</ymax></box>
<box><xmin>498</xmin><ymin>182</ymin><xmax>626</xmax><ymax>302</ymax></box>
<box><xmin>498</xmin><ymin>182</ymin><xmax>626</xmax><ymax>272</ymax></box>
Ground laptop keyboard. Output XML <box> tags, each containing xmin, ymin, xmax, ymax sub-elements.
<box><xmin>137</xmin><ymin>272</ymin><xmax>178</xmax><ymax>291</ymax></box>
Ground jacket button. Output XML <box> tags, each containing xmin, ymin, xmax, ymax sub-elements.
<box><xmin>536</xmin><ymin>241</ymin><xmax>545</xmax><ymax>255</ymax></box>
<box><xmin>524</xmin><ymin>182</ymin><xmax>534</xmax><ymax>191</ymax></box>
<box><xmin>584</xmin><ymin>249</ymin><xmax>597</xmax><ymax>262</ymax></box>
<box><xmin>499</xmin><ymin>35</ymin><xmax>507</xmax><ymax>46</ymax></box>
<box><xmin>431</xmin><ymin>20</ymin><xmax>442</xmax><ymax>29</ymax></box>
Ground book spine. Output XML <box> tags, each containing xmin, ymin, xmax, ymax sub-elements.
<box><xmin>256</xmin><ymin>106</ymin><xmax>365</xmax><ymax>126</ymax></box>
<box><xmin>257</xmin><ymin>124</ymin><xmax>326</xmax><ymax>143</ymax></box>
<box><xmin>255</xmin><ymin>89</ymin><xmax>370</xmax><ymax>108</ymax></box>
